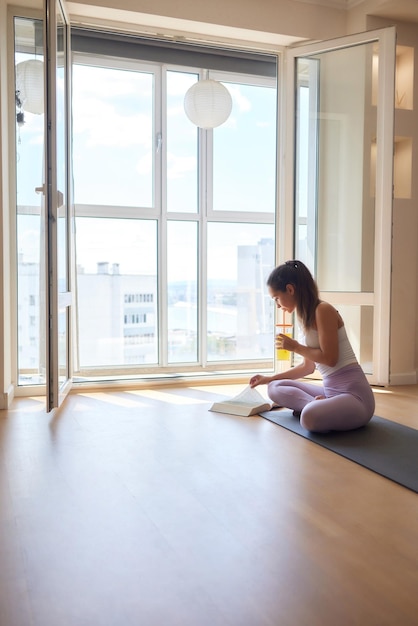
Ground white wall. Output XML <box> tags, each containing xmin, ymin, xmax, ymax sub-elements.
<box><xmin>365</xmin><ymin>14</ymin><xmax>418</xmax><ymax>383</ymax></box>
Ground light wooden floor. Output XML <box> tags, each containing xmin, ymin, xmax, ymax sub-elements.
<box><xmin>1</xmin><ymin>382</ymin><xmax>418</xmax><ymax>626</ymax></box>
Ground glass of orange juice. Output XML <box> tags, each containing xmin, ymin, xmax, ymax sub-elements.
<box><xmin>275</xmin><ymin>323</ymin><xmax>293</xmax><ymax>361</ymax></box>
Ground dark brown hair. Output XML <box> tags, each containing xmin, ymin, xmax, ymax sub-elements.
<box><xmin>267</xmin><ymin>260</ymin><xmax>320</xmax><ymax>329</ymax></box>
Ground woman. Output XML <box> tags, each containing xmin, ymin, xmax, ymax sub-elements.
<box><xmin>249</xmin><ymin>260</ymin><xmax>375</xmax><ymax>432</ymax></box>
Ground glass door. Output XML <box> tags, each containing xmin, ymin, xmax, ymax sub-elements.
<box><xmin>44</xmin><ymin>0</ymin><xmax>72</xmax><ymax>410</ymax></box>
<box><xmin>284</xmin><ymin>28</ymin><xmax>396</xmax><ymax>385</ymax></box>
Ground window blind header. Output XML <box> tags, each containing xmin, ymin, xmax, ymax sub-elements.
<box><xmin>71</xmin><ymin>28</ymin><xmax>277</xmax><ymax>77</ymax></box>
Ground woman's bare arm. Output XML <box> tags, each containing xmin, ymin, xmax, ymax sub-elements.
<box><xmin>281</xmin><ymin>302</ymin><xmax>339</xmax><ymax>367</ymax></box>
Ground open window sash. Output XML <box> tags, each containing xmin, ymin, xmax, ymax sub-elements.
<box><xmin>44</xmin><ymin>0</ymin><xmax>72</xmax><ymax>411</ymax></box>
<box><xmin>282</xmin><ymin>28</ymin><xmax>395</xmax><ymax>385</ymax></box>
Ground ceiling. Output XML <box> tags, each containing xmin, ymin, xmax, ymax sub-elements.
<box><xmin>63</xmin><ymin>0</ymin><xmax>418</xmax><ymax>49</ymax></box>
<box><xmin>305</xmin><ymin>0</ymin><xmax>418</xmax><ymax>24</ymax></box>
<box><xmin>356</xmin><ymin>0</ymin><xmax>418</xmax><ymax>24</ymax></box>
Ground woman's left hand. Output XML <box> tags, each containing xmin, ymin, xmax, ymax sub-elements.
<box><xmin>276</xmin><ymin>333</ymin><xmax>299</xmax><ymax>353</ymax></box>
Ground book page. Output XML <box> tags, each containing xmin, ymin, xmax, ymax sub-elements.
<box><xmin>230</xmin><ymin>385</ymin><xmax>272</xmax><ymax>406</ymax></box>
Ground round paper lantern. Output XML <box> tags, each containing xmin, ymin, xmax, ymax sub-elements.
<box><xmin>184</xmin><ymin>79</ymin><xmax>232</xmax><ymax>129</ymax></box>
<box><xmin>15</xmin><ymin>59</ymin><xmax>44</xmax><ymax>115</ymax></box>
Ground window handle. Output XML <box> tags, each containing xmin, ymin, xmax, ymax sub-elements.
<box><xmin>35</xmin><ymin>185</ymin><xmax>63</xmax><ymax>207</ymax></box>
<box><xmin>156</xmin><ymin>132</ymin><xmax>162</xmax><ymax>153</ymax></box>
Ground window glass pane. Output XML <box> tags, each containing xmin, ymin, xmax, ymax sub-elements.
<box><xmin>207</xmin><ymin>223</ymin><xmax>275</xmax><ymax>361</ymax></box>
<box><xmin>296</xmin><ymin>45</ymin><xmax>376</xmax><ymax>292</ymax></box>
<box><xmin>59</xmin><ymin>306</ymin><xmax>68</xmax><ymax>384</ymax></box>
<box><xmin>213</xmin><ymin>81</ymin><xmax>276</xmax><ymax>212</ymax></box>
<box><xmin>75</xmin><ymin>218</ymin><xmax>158</xmax><ymax>367</ymax></box>
<box><xmin>72</xmin><ymin>64</ymin><xmax>154</xmax><ymax>207</ymax></box>
<box><xmin>17</xmin><ymin>214</ymin><xmax>45</xmax><ymax>385</ymax></box>
<box><xmin>167</xmin><ymin>71</ymin><xmax>198</xmax><ymax>213</ymax></box>
<box><xmin>15</xmin><ymin>17</ymin><xmax>46</xmax><ymax>386</ymax></box>
<box><xmin>295</xmin><ymin>77</ymin><xmax>317</xmax><ymax>271</ymax></box>
<box><xmin>167</xmin><ymin>221</ymin><xmax>198</xmax><ymax>362</ymax></box>
<box><xmin>57</xmin><ymin>19</ymin><xmax>68</xmax><ymax>292</ymax></box>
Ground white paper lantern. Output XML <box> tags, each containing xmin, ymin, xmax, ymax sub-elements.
<box><xmin>184</xmin><ymin>79</ymin><xmax>232</xmax><ymax>129</ymax></box>
<box><xmin>16</xmin><ymin>59</ymin><xmax>44</xmax><ymax>115</ymax></box>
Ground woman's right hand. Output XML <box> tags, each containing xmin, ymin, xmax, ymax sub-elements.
<box><xmin>249</xmin><ymin>374</ymin><xmax>271</xmax><ymax>388</ymax></box>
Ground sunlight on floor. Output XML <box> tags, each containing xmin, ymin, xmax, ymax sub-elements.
<box><xmin>78</xmin><ymin>389</ymin><xmax>211</xmax><ymax>406</ymax></box>
<box><xmin>6</xmin><ymin>397</ymin><xmax>46</xmax><ymax>413</ymax></box>
<box><xmin>78</xmin><ymin>391</ymin><xmax>147</xmax><ymax>408</ymax></box>
<box><xmin>128</xmin><ymin>389</ymin><xmax>210</xmax><ymax>404</ymax></box>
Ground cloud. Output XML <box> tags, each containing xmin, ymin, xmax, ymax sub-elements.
<box><xmin>167</xmin><ymin>103</ymin><xmax>185</xmax><ymax>117</ymax></box>
<box><xmin>72</xmin><ymin>64</ymin><xmax>153</xmax><ymax>147</ymax></box>
<box><xmin>74</xmin><ymin>64</ymin><xmax>152</xmax><ymax>99</ymax></box>
<box><xmin>136</xmin><ymin>152</ymin><xmax>152</xmax><ymax>175</ymax></box>
<box><xmin>73</xmin><ymin>98</ymin><xmax>152</xmax><ymax>148</ymax></box>
<box><xmin>167</xmin><ymin>152</ymin><xmax>196</xmax><ymax>179</ymax></box>
<box><xmin>167</xmin><ymin>73</ymin><xmax>198</xmax><ymax>97</ymax></box>
<box><xmin>227</xmin><ymin>84</ymin><xmax>252</xmax><ymax>112</ymax></box>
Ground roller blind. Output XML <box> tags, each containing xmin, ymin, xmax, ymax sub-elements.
<box><xmin>71</xmin><ymin>27</ymin><xmax>277</xmax><ymax>77</ymax></box>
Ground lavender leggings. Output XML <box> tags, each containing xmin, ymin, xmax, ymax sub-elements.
<box><xmin>267</xmin><ymin>364</ymin><xmax>375</xmax><ymax>433</ymax></box>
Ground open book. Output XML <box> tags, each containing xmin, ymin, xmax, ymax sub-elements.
<box><xmin>209</xmin><ymin>385</ymin><xmax>274</xmax><ymax>417</ymax></box>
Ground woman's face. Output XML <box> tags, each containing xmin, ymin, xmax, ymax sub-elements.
<box><xmin>269</xmin><ymin>284</ymin><xmax>296</xmax><ymax>314</ymax></box>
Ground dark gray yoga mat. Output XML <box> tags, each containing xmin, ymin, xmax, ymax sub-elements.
<box><xmin>259</xmin><ymin>409</ymin><xmax>418</xmax><ymax>493</ymax></box>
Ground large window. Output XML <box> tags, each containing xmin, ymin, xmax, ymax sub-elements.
<box><xmin>14</xmin><ymin>25</ymin><xmax>278</xmax><ymax>384</ymax></box>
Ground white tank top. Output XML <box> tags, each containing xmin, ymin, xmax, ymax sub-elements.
<box><xmin>303</xmin><ymin>325</ymin><xmax>358</xmax><ymax>377</ymax></box>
